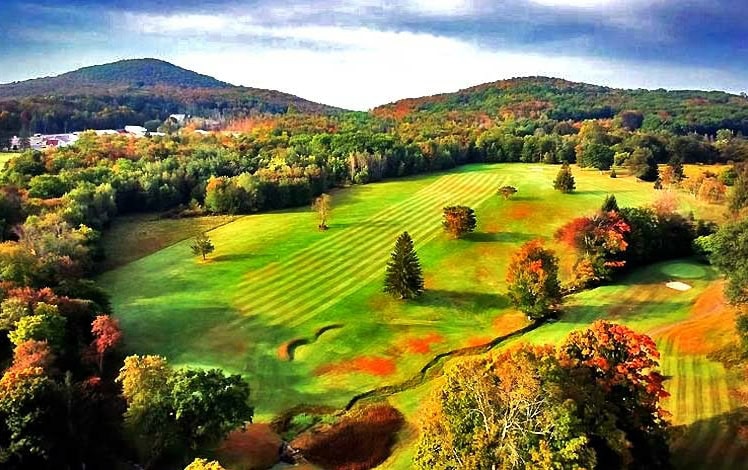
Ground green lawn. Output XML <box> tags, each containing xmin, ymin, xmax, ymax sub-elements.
<box><xmin>0</xmin><ymin>152</ymin><xmax>16</xmax><ymax>166</ymax></box>
<box><xmin>98</xmin><ymin>213</ymin><xmax>239</xmax><ymax>271</ymax></box>
<box><xmin>100</xmin><ymin>163</ymin><xmax>740</xmax><ymax>468</ymax></box>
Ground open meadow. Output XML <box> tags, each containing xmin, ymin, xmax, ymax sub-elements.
<box><xmin>100</xmin><ymin>163</ymin><xmax>742</xmax><ymax>468</ymax></box>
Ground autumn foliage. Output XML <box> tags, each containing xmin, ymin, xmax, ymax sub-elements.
<box><xmin>442</xmin><ymin>205</ymin><xmax>477</xmax><ymax>238</ymax></box>
<box><xmin>292</xmin><ymin>404</ymin><xmax>404</xmax><ymax>470</ymax></box>
<box><xmin>91</xmin><ymin>315</ymin><xmax>122</xmax><ymax>373</ymax></box>
<box><xmin>506</xmin><ymin>240</ymin><xmax>562</xmax><ymax>320</ymax></box>
<box><xmin>415</xmin><ymin>321</ymin><xmax>671</xmax><ymax>470</ymax></box>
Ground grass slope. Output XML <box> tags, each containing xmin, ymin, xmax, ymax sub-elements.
<box><xmin>101</xmin><ymin>163</ymin><xmax>737</xmax><ymax>467</ymax></box>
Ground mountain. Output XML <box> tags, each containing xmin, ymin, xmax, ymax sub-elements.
<box><xmin>0</xmin><ymin>59</ymin><xmax>231</xmax><ymax>98</ymax></box>
<box><xmin>374</xmin><ymin>76</ymin><xmax>748</xmax><ymax>135</ymax></box>
<box><xmin>0</xmin><ymin>59</ymin><xmax>341</xmax><ymax>139</ymax></box>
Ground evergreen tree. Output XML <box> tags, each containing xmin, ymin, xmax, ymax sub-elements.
<box><xmin>601</xmin><ymin>194</ymin><xmax>619</xmax><ymax>213</ymax></box>
<box><xmin>553</xmin><ymin>163</ymin><xmax>576</xmax><ymax>193</ymax></box>
<box><xmin>384</xmin><ymin>232</ymin><xmax>424</xmax><ymax>299</ymax></box>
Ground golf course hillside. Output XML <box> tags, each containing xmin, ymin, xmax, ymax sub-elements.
<box><xmin>99</xmin><ymin>163</ymin><xmax>746</xmax><ymax>468</ymax></box>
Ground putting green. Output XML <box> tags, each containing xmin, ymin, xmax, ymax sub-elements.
<box><xmin>661</xmin><ymin>261</ymin><xmax>709</xmax><ymax>279</ymax></box>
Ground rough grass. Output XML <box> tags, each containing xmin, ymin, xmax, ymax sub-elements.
<box><xmin>100</xmin><ymin>163</ymin><xmax>733</xmax><ymax>467</ymax></box>
<box><xmin>98</xmin><ymin>213</ymin><xmax>238</xmax><ymax>271</ymax></box>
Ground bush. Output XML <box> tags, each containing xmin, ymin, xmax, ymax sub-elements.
<box><xmin>291</xmin><ymin>404</ymin><xmax>404</xmax><ymax>470</ymax></box>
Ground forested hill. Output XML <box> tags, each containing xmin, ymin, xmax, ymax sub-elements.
<box><xmin>0</xmin><ymin>59</ymin><xmax>341</xmax><ymax>138</ymax></box>
<box><xmin>0</xmin><ymin>59</ymin><xmax>231</xmax><ymax>97</ymax></box>
<box><xmin>374</xmin><ymin>77</ymin><xmax>748</xmax><ymax>135</ymax></box>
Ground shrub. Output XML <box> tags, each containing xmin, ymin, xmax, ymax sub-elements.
<box><xmin>292</xmin><ymin>404</ymin><xmax>404</xmax><ymax>470</ymax></box>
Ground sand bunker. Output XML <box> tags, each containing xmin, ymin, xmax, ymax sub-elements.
<box><xmin>666</xmin><ymin>281</ymin><xmax>693</xmax><ymax>291</ymax></box>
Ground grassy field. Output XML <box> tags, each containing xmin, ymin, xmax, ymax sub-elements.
<box><xmin>0</xmin><ymin>152</ymin><xmax>17</xmax><ymax>166</ymax></box>
<box><xmin>99</xmin><ymin>163</ymin><xmax>740</xmax><ymax>468</ymax></box>
<box><xmin>98</xmin><ymin>213</ymin><xmax>239</xmax><ymax>271</ymax></box>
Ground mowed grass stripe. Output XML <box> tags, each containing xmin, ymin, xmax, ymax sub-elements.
<box><xmin>283</xmin><ymin>175</ymin><xmax>508</xmax><ymax>327</ymax></box>
<box><xmin>232</xmin><ymin>174</ymin><xmax>470</xmax><ymax>303</ymax></box>
<box><xmin>660</xmin><ymin>340</ymin><xmax>680</xmax><ymax>422</ymax></box>
<box><xmin>237</xmin><ymin>172</ymin><xmax>499</xmax><ymax>316</ymax></box>
<box><xmin>259</xmin><ymin>173</ymin><xmax>504</xmax><ymax>326</ymax></box>
<box><xmin>234</xmin><ymin>172</ymin><xmax>492</xmax><ymax>310</ymax></box>
<box><xmin>235</xmin><ymin>173</ymin><xmax>464</xmax><ymax>289</ymax></box>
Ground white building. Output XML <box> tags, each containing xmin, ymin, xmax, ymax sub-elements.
<box><xmin>124</xmin><ymin>125</ymin><xmax>148</xmax><ymax>136</ymax></box>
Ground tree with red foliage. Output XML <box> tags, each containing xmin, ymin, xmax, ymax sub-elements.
<box><xmin>506</xmin><ymin>240</ymin><xmax>562</xmax><ymax>320</ymax></box>
<box><xmin>558</xmin><ymin>321</ymin><xmax>670</xmax><ymax>468</ymax></box>
<box><xmin>556</xmin><ymin>211</ymin><xmax>631</xmax><ymax>286</ymax></box>
<box><xmin>91</xmin><ymin>315</ymin><xmax>122</xmax><ymax>373</ymax></box>
<box><xmin>10</xmin><ymin>339</ymin><xmax>54</xmax><ymax>372</ymax></box>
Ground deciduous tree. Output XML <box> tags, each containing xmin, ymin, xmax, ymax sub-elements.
<box><xmin>442</xmin><ymin>205</ymin><xmax>477</xmax><ymax>238</ymax></box>
<box><xmin>506</xmin><ymin>240</ymin><xmax>562</xmax><ymax>320</ymax></box>
<box><xmin>91</xmin><ymin>315</ymin><xmax>122</xmax><ymax>373</ymax></box>
<box><xmin>8</xmin><ymin>310</ymin><xmax>66</xmax><ymax>350</ymax></box>
<box><xmin>498</xmin><ymin>185</ymin><xmax>518</xmax><ymax>199</ymax></box>
<box><xmin>190</xmin><ymin>232</ymin><xmax>215</xmax><ymax>261</ymax></box>
<box><xmin>414</xmin><ymin>346</ymin><xmax>595</xmax><ymax>470</ymax></box>
<box><xmin>312</xmin><ymin>193</ymin><xmax>332</xmax><ymax>230</ymax></box>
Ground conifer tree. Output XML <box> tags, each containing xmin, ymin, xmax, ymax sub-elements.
<box><xmin>601</xmin><ymin>194</ymin><xmax>619</xmax><ymax>213</ymax></box>
<box><xmin>553</xmin><ymin>163</ymin><xmax>576</xmax><ymax>193</ymax></box>
<box><xmin>384</xmin><ymin>232</ymin><xmax>424</xmax><ymax>299</ymax></box>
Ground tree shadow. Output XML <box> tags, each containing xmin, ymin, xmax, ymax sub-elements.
<box><xmin>211</xmin><ymin>253</ymin><xmax>266</xmax><ymax>263</ymax></box>
<box><xmin>572</xmin><ymin>190</ymin><xmax>610</xmax><ymax>196</ymax></box>
<box><xmin>556</xmin><ymin>299</ymin><xmax>692</xmax><ymax>327</ymax></box>
<box><xmin>509</xmin><ymin>195</ymin><xmax>542</xmax><ymax>202</ymax></box>
<box><xmin>417</xmin><ymin>289</ymin><xmax>510</xmax><ymax>310</ymax></box>
<box><xmin>465</xmin><ymin>231</ymin><xmax>537</xmax><ymax>244</ymax></box>
<box><xmin>670</xmin><ymin>408</ymin><xmax>748</xmax><ymax>469</ymax></box>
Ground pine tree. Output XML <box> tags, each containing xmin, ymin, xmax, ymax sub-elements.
<box><xmin>601</xmin><ymin>194</ymin><xmax>619</xmax><ymax>213</ymax></box>
<box><xmin>553</xmin><ymin>163</ymin><xmax>576</xmax><ymax>193</ymax></box>
<box><xmin>384</xmin><ymin>232</ymin><xmax>424</xmax><ymax>299</ymax></box>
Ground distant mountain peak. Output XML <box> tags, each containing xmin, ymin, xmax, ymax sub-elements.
<box><xmin>0</xmin><ymin>58</ymin><xmax>232</xmax><ymax>96</ymax></box>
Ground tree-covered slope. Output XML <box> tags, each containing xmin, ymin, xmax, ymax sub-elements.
<box><xmin>374</xmin><ymin>76</ymin><xmax>748</xmax><ymax>135</ymax></box>
<box><xmin>0</xmin><ymin>59</ymin><xmax>231</xmax><ymax>97</ymax></box>
<box><xmin>0</xmin><ymin>59</ymin><xmax>341</xmax><ymax>138</ymax></box>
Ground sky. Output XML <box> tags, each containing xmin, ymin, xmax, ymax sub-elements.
<box><xmin>0</xmin><ymin>0</ymin><xmax>746</xmax><ymax>110</ymax></box>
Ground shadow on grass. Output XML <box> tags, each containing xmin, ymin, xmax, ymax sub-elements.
<box><xmin>556</xmin><ymin>300</ymin><xmax>692</xmax><ymax>327</ymax></box>
<box><xmin>670</xmin><ymin>407</ymin><xmax>748</xmax><ymax>469</ymax></box>
<box><xmin>466</xmin><ymin>231</ymin><xmax>537</xmax><ymax>244</ymax></box>
<box><xmin>508</xmin><ymin>195</ymin><xmax>542</xmax><ymax>202</ymax></box>
<box><xmin>211</xmin><ymin>253</ymin><xmax>264</xmax><ymax>263</ymax></box>
<box><xmin>416</xmin><ymin>289</ymin><xmax>510</xmax><ymax>310</ymax></box>
<box><xmin>572</xmin><ymin>190</ymin><xmax>610</xmax><ymax>196</ymax></box>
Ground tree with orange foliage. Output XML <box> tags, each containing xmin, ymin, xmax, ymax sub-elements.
<box><xmin>414</xmin><ymin>322</ymin><xmax>671</xmax><ymax>470</ymax></box>
<box><xmin>91</xmin><ymin>315</ymin><xmax>122</xmax><ymax>373</ymax></box>
<box><xmin>442</xmin><ymin>205</ymin><xmax>477</xmax><ymax>238</ymax></box>
<box><xmin>555</xmin><ymin>211</ymin><xmax>630</xmax><ymax>285</ymax></box>
<box><xmin>414</xmin><ymin>346</ymin><xmax>595</xmax><ymax>470</ymax></box>
<box><xmin>506</xmin><ymin>240</ymin><xmax>562</xmax><ymax>320</ymax></box>
<box><xmin>559</xmin><ymin>321</ymin><xmax>670</xmax><ymax>468</ymax></box>
<box><xmin>0</xmin><ymin>338</ymin><xmax>63</xmax><ymax>466</ymax></box>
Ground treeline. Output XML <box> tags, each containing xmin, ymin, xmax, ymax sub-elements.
<box><xmin>4</xmin><ymin>111</ymin><xmax>748</xmax><ymax>228</ymax></box>
<box><xmin>375</xmin><ymin>77</ymin><xmax>748</xmax><ymax>136</ymax></box>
